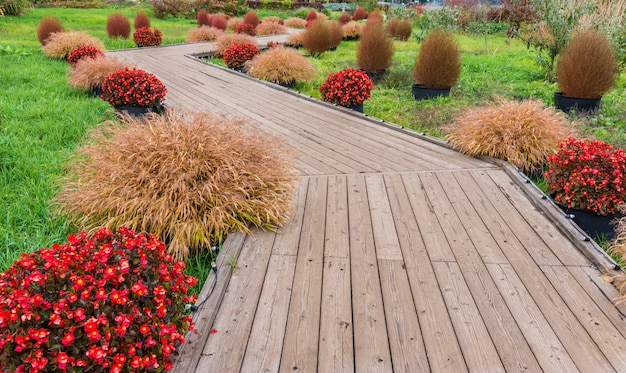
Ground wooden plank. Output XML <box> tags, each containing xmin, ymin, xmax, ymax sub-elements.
<box><xmin>347</xmin><ymin>174</ymin><xmax>393</xmax><ymax>372</ymax></box>
<box><xmin>240</xmin><ymin>254</ymin><xmax>297</xmax><ymax>373</ymax></box>
<box><xmin>574</xmin><ymin>266</ymin><xmax>626</xmax><ymax>334</ymax></box>
<box><xmin>542</xmin><ymin>265</ymin><xmax>626</xmax><ymax>370</ymax></box>
<box><xmin>318</xmin><ymin>257</ymin><xmax>354</xmax><ymax>373</ymax></box>
<box><xmin>383</xmin><ymin>173</ymin><xmax>467</xmax><ymax>372</ymax></box>
<box><xmin>419</xmin><ymin>172</ymin><xmax>542</xmax><ymax>372</ymax></box>
<box><xmin>279</xmin><ymin>176</ymin><xmax>328</xmax><ymax>372</ymax></box>
<box><xmin>272</xmin><ymin>177</ymin><xmax>309</xmax><ymax>256</ymax></box>
<box><xmin>485</xmin><ymin>169</ymin><xmax>591</xmax><ymax>266</ymax></box>
<box><xmin>378</xmin><ymin>259</ymin><xmax>430</xmax><ymax>373</ymax></box>
<box><xmin>195</xmin><ymin>231</ymin><xmax>278</xmax><ymax>372</ymax></box>
<box><xmin>432</xmin><ymin>261</ymin><xmax>505</xmax><ymax>373</ymax></box>
<box><xmin>486</xmin><ymin>263</ymin><xmax>580</xmax><ymax>371</ymax></box>
<box><xmin>365</xmin><ymin>174</ymin><xmax>403</xmax><ymax>260</ymax></box>
<box><xmin>324</xmin><ymin>175</ymin><xmax>350</xmax><ymax>259</ymax></box>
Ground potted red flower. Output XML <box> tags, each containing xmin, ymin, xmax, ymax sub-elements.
<box><xmin>319</xmin><ymin>67</ymin><xmax>374</xmax><ymax>112</ymax></box>
<box><xmin>0</xmin><ymin>226</ymin><xmax>197</xmax><ymax>372</ymax></box>
<box><xmin>133</xmin><ymin>26</ymin><xmax>162</xmax><ymax>47</ymax></box>
<box><xmin>545</xmin><ymin>137</ymin><xmax>626</xmax><ymax>238</ymax></box>
<box><xmin>101</xmin><ymin>67</ymin><xmax>167</xmax><ymax>115</ymax></box>
<box><xmin>222</xmin><ymin>43</ymin><xmax>260</xmax><ymax>71</ymax></box>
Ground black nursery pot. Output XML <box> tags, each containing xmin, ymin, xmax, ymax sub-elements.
<box><xmin>555</xmin><ymin>203</ymin><xmax>624</xmax><ymax>240</ymax></box>
<box><xmin>554</xmin><ymin>92</ymin><xmax>601</xmax><ymax>113</ymax></box>
<box><xmin>412</xmin><ymin>84</ymin><xmax>451</xmax><ymax>100</ymax></box>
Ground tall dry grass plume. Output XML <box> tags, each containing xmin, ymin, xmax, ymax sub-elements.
<box><xmin>328</xmin><ymin>21</ymin><xmax>344</xmax><ymax>49</ymax></box>
<box><xmin>446</xmin><ymin>98</ymin><xmax>574</xmax><ymax>174</ymax></box>
<box><xmin>243</xmin><ymin>10</ymin><xmax>260</xmax><ymax>28</ymax></box>
<box><xmin>256</xmin><ymin>22</ymin><xmax>287</xmax><ymax>36</ymax></box>
<box><xmin>68</xmin><ymin>55</ymin><xmax>135</xmax><ymax>92</ymax></box>
<box><xmin>186</xmin><ymin>25</ymin><xmax>224</xmax><ymax>42</ymax></box>
<box><xmin>55</xmin><ymin>110</ymin><xmax>297</xmax><ymax>260</ymax></box>
<box><xmin>134</xmin><ymin>10</ymin><xmax>150</xmax><ymax>29</ymax></box>
<box><xmin>394</xmin><ymin>20</ymin><xmax>413</xmax><ymax>41</ymax></box>
<box><xmin>37</xmin><ymin>16</ymin><xmax>63</xmax><ymax>45</ymax></box>
<box><xmin>214</xmin><ymin>33</ymin><xmax>258</xmax><ymax>57</ymax></box>
<box><xmin>43</xmin><ymin>32</ymin><xmax>105</xmax><ymax>59</ymax></box>
<box><xmin>246</xmin><ymin>47</ymin><xmax>317</xmax><ymax>85</ymax></box>
<box><xmin>106</xmin><ymin>12</ymin><xmax>131</xmax><ymax>39</ymax></box>
<box><xmin>357</xmin><ymin>23</ymin><xmax>394</xmax><ymax>72</ymax></box>
<box><xmin>286</xmin><ymin>32</ymin><xmax>304</xmax><ymax>48</ymax></box>
<box><xmin>413</xmin><ymin>29</ymin><xmax>461</xmax><ymax>88</ymax></box>
<box><xmin>556</xmin><ymin>28</ymin><xmax>617</xmax><ymax>98</ymax></box>
<box><xmin>342</xmin><ymin>21</ymin><xmax>363</xmax><ymax>40</ymax></box>
<box><xmin>302</xmin><ymin>20</ymin><xmax>331</xmax><ymax>56</ymax></box>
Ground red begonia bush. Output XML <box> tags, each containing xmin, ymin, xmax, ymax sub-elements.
<box><xmin>0</xmin><ymin>226</ymin><xmax>197</xmax><ymax>372</ymax></box>
<box><xmin>133</xmin><ymin>26</ymin><xmax>162</xmax><ymax>47</ymax></box>
<box><xmin>319</xmin><ymin>67</ymin><xmax>373</xmax><ymax>107</ymax></box>
<box><xmin>67</xmin><ymin>45</ymin><xmax>105</xmax><ymax>67</ymax></box>
<box><xmin>222</xmin><ymin>43</ymin><xmax>260</xmax><ymax>70</ymax></box>
<box><xmin>101</xmin><ymin>68</ymin><xmax>167</xmax><ymax>109</ymax></box>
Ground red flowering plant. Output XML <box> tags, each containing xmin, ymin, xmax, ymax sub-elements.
<box><xmin>545</xmin><ymin>137</ymin><xmax>626</xmax><ymax>215</ymax></box>
<box><xmin>67</xmin><ymin>45</ymin><xmax>105</xmax><ymax>67</ymax></box>
<box><xmin>319</xmin><ymin>67</ymin><xmax>374</xmax><ymax>107</ymax></box>
<box><xmin>0</xmin><ymin>226</ymin><xmax>197</xmax><ymax>372</ymax></box>
<box><xmin>101</xmin><ymin>68</ymin><xmax>167</xmax><ymax>110</ymax></box>
<box><xmin>133</xmin><ymin>26</ymin><xmax>162</xmax><ymax>47</ymax></box>
<box><xmin>234</xmin><ymin>23</ymin><xmax>256</xmax><ymax>36</ymax></box>
<box><xmin>222</xmin><ymin>43</ymin><xmax>260</xmax><ymax>71</ymax></box>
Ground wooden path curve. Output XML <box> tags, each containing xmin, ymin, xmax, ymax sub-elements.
<box><xmin>109</xmin><ymin>35</ymin><xmax>626</xmax><ymax>373</ymax></box>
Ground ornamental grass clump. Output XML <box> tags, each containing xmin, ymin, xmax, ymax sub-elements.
<box><xmin>262</xmin><ymin>16</ymin><xmax>283</xmax><ymax>25</ymax></box>
<box><xmin>611</xmin><ymin>218</ymin><xmax>626</xmax><ymax>263</ymax></box>
<box><xmin>67</xmin><ymin>45</ymin><xmax>105</xmax><ymax>67</ymax></box>
<box><xmin>133</xmin><ymin>26</ymin><xmax>162</xmax><ymax>47</ymax></box>
<box><xmin>42</xmin><ymin>31</ymin><xmax>105</xmax><ymax>60</ymax></box>
<box><xmin>342</xmin><ymin>21</ymin><xmax>363</xmax><ymax>40</ymax></box>
<box><xmin>446</xmin><ymin>99</ymin><xmax>572</xmax><ymax>175</ymax></box>
<box><xmin>556</xmin><ymin>28</ymin><xmax>618</xmax><ymax>98</ymax></box>
<box><xmin>320</xmin><ymin>67</ymin><xmax>374</xmax><ymax>107</ymax></box>
<box><xmin>36</xmin><ymin>16</ymin><xmax>63</xmax><ymax>45</ymax></box>
<box><xmin>69</xmin><ymin>55</ymin><xmax>135</xmax><ymax>93</ymax></box>
<box><xmin>413</xmin><ymin>28</ymin><xmax>461</xmax><ymax>89</ymax></box>
<box><xmin>186</xmin><ymin>25</ymin><xmax>224</xmax><ymax>42</ymax></box>
<box><xmin>256</xmin><ymin>22</ymin><xmax>287</xmax><ymax>36</ymax></box>
<box><xmin>214</xmin><ymin>33</ymin><xmax>258</xmax><ymax>57</ymax></box>
<box><xmin>357</xmin><ymin>23</ymin><xmax>394</xmax><ymax>73</ymax></box>
<box><xmin>386</xmin><ymin>17</ymin><xmax>399</xmax><ymax>36</ymax></box>
<box><xmin>0</xmin><ymin>226</ymin><xmax>197</xmax><ymax>372</ymax></box>
<box><xmin>338</xmin><ymin>12</ymin><xmax>351</xmax><ymax>25</ymax></box>
<box><xmin>55</xmin><ymin>110</ymin><xmax>296</xmax><ymax>260</ymax></box>
<box><xmin>286</xmin><ymin>32</ymin><xmax>304</xmax><ymax>48</ymax></box>
<box><xmin>246</xmin><ymin>47</ymin><xmax>317</xmax><ymax>86</ymax></box>
<box><xmin>222</xmin><ymin>43</ymin><xmax>260</xmax><ymax>70</ymax></box>
<box><xmin>302</xmin><ymin>20</ymin><xmax>331</xmax><ymax>56</ymax></box>
<box><xmin>227</xmin><ymin>17</ymin><xmax>243</xmax><ymax>31</ymax></box>
<box><xmin>284</xmin><ymin>17</ymin><xmax>307</xmax><ymax>29</ymax></box>
<box><xmin>545</xmin><ymin>137</ymin><xmax>626</xmax><ymax>215</ymax></box>
<box><xmin>101</xmin><ymin>68</ymin><xmax>167</xmax><ymax>109</ymax></box>
<box><xmin>134</xmin><ymin>10</ymin><xmax>150</xmax><ymax>29</ymax></box>
<box><xmin>106</xmin><ymin>12</ymin><xmax>131</xmax><ymax>39</ymax></box>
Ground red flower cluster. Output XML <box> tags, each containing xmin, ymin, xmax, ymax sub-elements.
<box><xmin>101</xmin><ymin>67</ymin><xmax>167</xmax><ymax>108</ymax></box>
<box><xmin>133</xmin><ymin>26</ymin><xmax>162</xmax><ymax>47</ymax></box>
<box><xmin>222</xmin><ymin>43</ymin><xmax>260</xmax><ymax>71</ymax></box>
<box><xmin>67</xmin><ymin>45</ymin><xmax>104</xmax><ymax>66</ymax></box>
<box><xmin>266</xmin><ymin>41</ymin><xmax>282</xmax><ymax>49</ymax></box>
<box><xmin>545</xmin><ymin>137</ymin><xmax>626</xmax><ymax>215</ymax></box>
<box><xmin>0</xmin><ymin>226</ymin><xmax>197</xmax><ymax>373</ymax></box>
<box><xmin>234</xmin><ymin>23</ymin><xmax>256</xmax><ymax>36</ymax></box>
<box><xmin>319</xmin><ymin>67</ymin><xmax>374</xmax><ymax>107</ymax></box>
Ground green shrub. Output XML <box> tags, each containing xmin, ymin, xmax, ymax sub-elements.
<box><xmin>0</xmin><ymin>0</ymin><xmax>29</xmax><ymax>16</ymax></box>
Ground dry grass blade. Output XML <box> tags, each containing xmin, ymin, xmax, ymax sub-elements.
<box><xmin>42</xmin><ymin>31</ymin><xmax>105</xmax><ymax>59</ymax></box>
<box><xmin>55</xmin><ymin>110</ymin><xmax>297</xmax><ymax>260</ymax></box>
<box><xmin>284</xmin><ymin>17</ymin><xmax>307</xmax><ymax>29</ymax></box>
<box><xmin>246</xmin><ymin>47</ymin><xmax>316</xmax><ymax>85</ymax></box>
<box><xmin>256</xmin><ymin>22</ymin><xmax>287</xmax><ymax>36</ymax></box>
<box><xmin>185</xmin><ymin>26</ymin><xmax>225</xmax><ymax>42</ymax></box>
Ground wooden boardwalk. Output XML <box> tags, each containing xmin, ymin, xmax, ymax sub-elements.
<box><xmin>109</xmin><ymin>36</ymin><xmax>626</xmax><ymax>372</ymax></box>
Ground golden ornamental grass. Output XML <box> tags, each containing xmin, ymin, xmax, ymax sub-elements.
<box><xmin>68</xmin><ymin>55</ymin><xmax>135</xmax><ymax>91</ymax></box>
<box><xmin>284</xmin><ymin>17</ymin><xmax>307</xmax><ymax>29</ymax></box>
<box><xmin>286</xmin><ymin>32</ymin><xmax>304</xmax><ymax>48</ymax></box>
<box><xmin>55</xmin><ymin>110</ymin><xmax>297</xmax><ymax>260</ymax></box>
<box><xmin>227</xmin><ymin>17</ymin><xmax>243</xmax><ymax>31</ymax></box>
<box><xmin>185</xmin><ymin>26</ymin><xmax>225</xmax><ymax>42</ymax></box>
<box><xmin>42</xmin><ymin>31</ymin><xmax>105</xmax><ymax>60</ymax></box>
<box><xmin>214</xmin><ymin>33</ymin><xmax>258</xmax><ymax>57</ymax></box>
<box><xmin>255</xmin><ymin>22</ymin><xmax>287</xmax><ymax>36</ymax></box>
<box><xmin>342</xmin><ymin>21</ymin><xmax>363</xmax><ymax>39</ymax></box>
<box><xmin>246</xmin><ymin>47</ymin><xmax>316</xmax><ymax>85</ymax></box>
<box><xmin>446</xmin><ymin>98</ymin><xmax>574</xmax><ymax>174</ymax></box>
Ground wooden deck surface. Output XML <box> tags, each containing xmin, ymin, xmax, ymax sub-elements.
<box><xmin>109</xmin><ymin>35</ymin><xmax>626</xmax><ymax>372</ymax></box>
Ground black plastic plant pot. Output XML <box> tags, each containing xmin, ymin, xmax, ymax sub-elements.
<box><xmin>412</xmin><ymin>84</ymin><xmax>451</xmax><ymax>100</ymax></box>
<box><xmin>554</xmin><ymin>92</ymin><xmax>601</xmax><ymax>113</ymax></box>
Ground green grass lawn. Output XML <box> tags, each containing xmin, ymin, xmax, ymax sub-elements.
<box><xmin>1</xmin><ymin>5</ymin><xmax>625</xmax><ymax>292</ymax></box>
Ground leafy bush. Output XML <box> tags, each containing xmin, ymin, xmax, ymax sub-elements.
<box><xmin>214</xmin><ymin>33</ymin><xmax>258</xmax><ymax>57</ymax></box>
<box><xmin>101</xmin><ymin>68</ymin><xmax>167</xmax><ymax>109</ymax></box>
<box><xmin>222</xmin><ymin>43</ymin><xmax>260</xmax><ymax>70</ymax></box>
<box><xmin>134</xmin><ymin>9</ymin><xmax>151</xmax><ymax>29</ymax></box>
<box><xmin>357</xmin><ymin>23</ymin><xmax>394</xmax><ymax>73</ymax></box>
<box><xmin>0</xmin><ymin>226</ymin><xmax>197</xmax><ymax>371</ymax></box>
<box><xmin>284</xmin><ymin>17</ymin><xmax>307</xmax><ymax>28</ymax></box>
<box><xmin>197</xmin><ymin>8</ymin><xmax>211</xmax><ymax>26</ymax></box>
<box><xmin>413</xmin><ymin>29</ymin><xmax>461</xmax><ymax>89</ymax></box>
<box><xmin>556</xmin><ymin>28</ymin><xmax>618</xmax><ymax>98</ymax></box>
<box><xmin>352</xmin><ymin>6</ymin><xmax>366</xmax><ymax>21</ymax></box>
<box><xmin>69</xmin><ymin>55</ymin><xmax>135</xmax><ymax>92</ymax></box>
<box><xmin>342</xmin><ymin>21</ymin><xmax>363</xmax><ymax>40</ymax></box>
<box><xmin>414</xmin><ymin>6</ymin><xmax>463</xmax><ymax>40</ymax></box>
<box><xmin>186</xmin><ymin>25</ymin><xmax>224</xmax><ymax>42</ymax></box>
<box><xmin>446</xmin><ymin>98</ymin><xmax>572</xmax><ymax>175</ymax></box>
<box><xmin>133</xmin><ymin>26</ymin><xmax>162</xmax><ymax>47</ymax></box>
<box><xmin>302</xmin><ymin>20</ymin><xmax>331</xmax><ymax>56</ymax></box>
<box><xmin>327</xmin><ymin>20</ymin><xmax>343</xmax><ymax>49</ymax></box>
<box><xmin>394</xmin><ymin>19</ymin><xmax>413</xmax><ymax>41</ymax></box>
<box><xmin>545</xmin><ymin>137</ymin><xmax>626</xmax><ymax>215</ymax></box>
<box><xmin>320</xmin><ymin>67</ymin><xmax>374</xmax><ymax>107</ymax></box>
<box><xmin>243</xmin><ymin>9</ymin><xmax>260</xmax><ymax>28</ymax></box>
<box><xmin>55</xmin><ymin>110</ymin><xmax>296</xmax><ymax>259</ymax></box>
<box><xmin>256</xmin><ymin>22</ymin><xmax>287</xmax><ymax>36</ymax></box>
<box><xmin>338</xmin><ymin>11</ymin><xmax>351</xmax><ymax>25</ymax></box>
<box><xmin>36</xmin><ymin>16</ymin><xmax>63</xmax><ymax>45</ymax></box>
<box><xmin>42</xmin><ymin>32</ymin><xmax>105</xmax><ymax>60</ymax></box>
<box><xmin>246</xmin><ymin>46</ymin><xmax>316</xmax><ymax>85</ymax></box>
<box><xmin>210</xmin><ymin>13</ymin><xmax>228</xmax><ymax>31</ymax></box>
<box><xmin>106</xmin><ymin>12</ymin><xmax>131</xmax><ymax>39</ymax></box>
<box><xmin>0</xmin><ymin>0</ymin><xmax>29</xmax><ymax>16</ymax></box>
<box><xmin>67</xmin><ymin>45</ymin><xmax>104</xmax><ymax>67</ymax></box>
